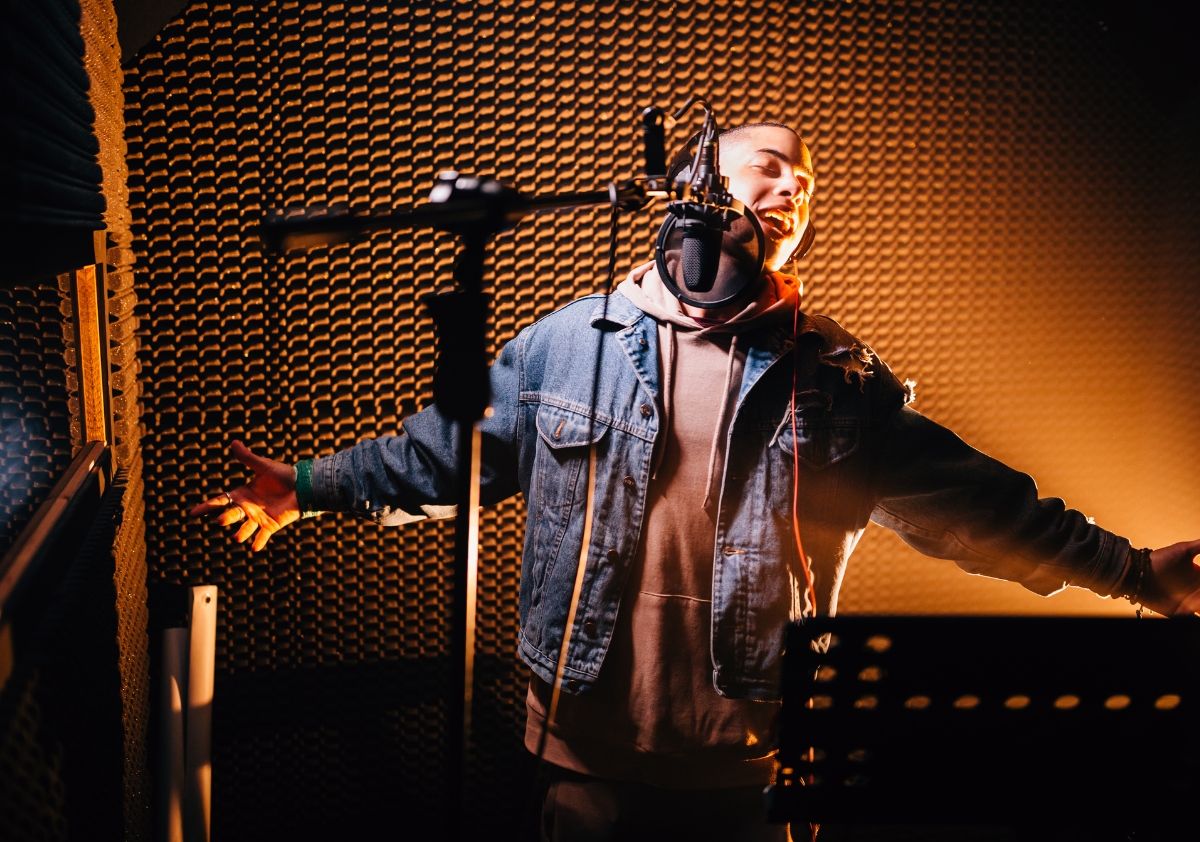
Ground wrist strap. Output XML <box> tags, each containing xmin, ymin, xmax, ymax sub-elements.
<box><xmin>1120</xmin><ymin>547</ymin><xmax>1153</xmax><ymax>616</ymax></box>
<box><xmin>294</xmin><ymin>458</ymin><xmax>323</xmax><ymax>518</ymax></box>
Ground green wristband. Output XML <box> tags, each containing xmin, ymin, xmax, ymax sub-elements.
<box><xmin>294</xmin><ymin>458</ymin><xmax>323</xmax><ymax>518</ymax></box>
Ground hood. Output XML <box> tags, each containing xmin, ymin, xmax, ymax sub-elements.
<box><xmin>617</xmin><ymin>261</ymin><xmax>801</xmax><ymax>335</ymax></box>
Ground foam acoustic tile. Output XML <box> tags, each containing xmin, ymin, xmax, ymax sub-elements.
<box><xmin>122</xmin><ymin>1</ymin><xmax>1200</xmax><ymax>838</ymax></box>
<box><xmin>0</xmin><ymin>3</ymin><xmax>145</xmax><ymax>838</ymax></box>
<box><xmin>77</xmin><ymin>3</ymin><xmax>153</xmax><ymax>834</ymax></box>
<box><xmin>0</xmin><ymin>671</ymin><xmax>69</xmax><ymax>842</ymax></box>
<box><xmin>0</xmin><ymin>281</ymin><xmax>73</xmax><ymax>558</ymax></box>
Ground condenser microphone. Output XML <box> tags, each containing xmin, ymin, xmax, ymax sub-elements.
<box><xmin>655</xmin><ymin>111</ymin><xmax>765</xmax><ymax>309</ymax></box>
<box><xmin>676</xmin><ymin>129</ymin><xmax>726</xmax><ymax>293</ymax></box>
<box><xmin>678</xmin><ymin>212</ymin><xmax>724</xmax><ymax>292</ymax></box>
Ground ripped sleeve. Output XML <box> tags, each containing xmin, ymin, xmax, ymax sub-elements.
<box><xmin>868</xmin><ymin>406</ymin><xmax>1129</xmax><ymax>597</ymax></box>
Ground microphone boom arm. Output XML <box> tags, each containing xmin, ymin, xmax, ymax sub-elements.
<box><xmin>259</xmin><ymin>177</ymin><xmax>656</xmax><ymax>255</ymax></box>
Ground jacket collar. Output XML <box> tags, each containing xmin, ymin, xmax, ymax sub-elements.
<box><xmin>599</xmin><ymin>288</ymin><xmax>798</xmax><ymax>408</ymax></box>
<box><xmin>738</xmin><ymin>325</ymin><xmax>794</xmax><ymax>408</ymax></box>
<box><xmin>588</xmin><ymin>291</ymin><xmax>643</xmax><ymax>328</ymax></box>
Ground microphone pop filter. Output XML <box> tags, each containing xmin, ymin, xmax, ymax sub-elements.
<box><xmin>655</xmin><ymin>203</ymin><xmax>765</xmax><ymax>309</ymax></box>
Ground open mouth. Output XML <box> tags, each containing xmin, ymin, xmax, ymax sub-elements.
<box><xmin>759</xmin><ymin>208</ymin><xmax>795</xmax><ymax>238</ymax></box>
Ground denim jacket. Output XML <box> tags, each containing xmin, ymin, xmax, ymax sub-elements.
<box><xmin>303</xmin><ymin>291</ymin><xmax>1129</xmax><ymax>701</ymax></box>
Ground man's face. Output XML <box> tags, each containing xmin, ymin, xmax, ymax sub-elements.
<box><xmin>722</xmin><ymin>126</ymin><xmax>814</xmax><ymax>272</ymax></box>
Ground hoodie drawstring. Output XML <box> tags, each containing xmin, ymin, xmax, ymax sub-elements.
<box><xmin>652</xmin><ymin>322</ymin><xmax>677</xmax><ymax>480</ymax></box>
<box><xmin>701</xmin><ymin>334</ymin><xmax>739</xmax><ymax>511</ymax></box>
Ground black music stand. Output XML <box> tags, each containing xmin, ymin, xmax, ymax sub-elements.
<box><xmin>768</xmin><ymin>617</ymin><xmax>1200</xmax><ymax>837</ymax></box>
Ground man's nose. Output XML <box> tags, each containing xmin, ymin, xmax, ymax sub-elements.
<box><xmin>774</xmin><ymin>173</ymin><xmax>803</xmax><ymax>201</ymax></box>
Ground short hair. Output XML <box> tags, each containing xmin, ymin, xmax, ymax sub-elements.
<box><xmin>668</xmin><ymin>121</ymin><xmax>813</xmax><ymax>183</ymax></box>
<box><xmin>719</xmin><ymin>121</ymin><xmax>800</xmax><ymax>145</ymax></box>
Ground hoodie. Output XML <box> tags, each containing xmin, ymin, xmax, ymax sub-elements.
<box><xmin>525</xmin><ymin>263</ymin><xmax>802</xmax><ymax>789</ymax></box>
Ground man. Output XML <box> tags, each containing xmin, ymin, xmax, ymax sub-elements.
<box><xmin>190</xmin><ymin>123</ymin><xmax>1200</xmax><ymax>841</ymax></box>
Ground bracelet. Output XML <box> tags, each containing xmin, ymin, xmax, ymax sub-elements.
<box><xmin>294</xmin><ymin>458</ymin><xmax>323</xmax><ymax>519</ymax></box>
<box><xmin>1120</xmin><ymin>547</ymin><xmax>1153</xmax><ymax>615</ymax></box>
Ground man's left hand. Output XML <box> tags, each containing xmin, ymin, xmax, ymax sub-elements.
<box><xmin>1141</xmin><ymin>539</ymin><xmax>1200</xmax><ymax>616</ymax></box>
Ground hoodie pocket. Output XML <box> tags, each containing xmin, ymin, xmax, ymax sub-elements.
<box><xmin>771</xmin><ymin>411</ymin><xmax>861</xmax><ymax>471</ymax></box>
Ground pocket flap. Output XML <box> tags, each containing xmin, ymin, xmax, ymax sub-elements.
<box><xmin>536</xmin><ymin>403</ymin><xmax>610</xmax><ymax>449</ymax></box>
<box><xmin>772</xmin><ymin>411</ymin><xmax>861</xmax><ymax>470</ymax></box>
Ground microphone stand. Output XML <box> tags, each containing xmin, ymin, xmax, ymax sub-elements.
<box><xmin>260</xmin><ymin>173</ymin><xmax>653</xmax><ymax>838</ymax></box>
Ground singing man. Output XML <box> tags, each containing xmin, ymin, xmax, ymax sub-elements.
<box><xmin>190</xmin><ymin>121</ymin><xmax>1200</xmax><ymax>841</ymax></box>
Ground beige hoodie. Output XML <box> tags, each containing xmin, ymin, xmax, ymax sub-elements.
<box><xmin>526</xmin><ymin>263</ymin><xmax>801</xmax><ymax>789</ymax></box>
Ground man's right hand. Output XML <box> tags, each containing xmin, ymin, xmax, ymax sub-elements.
<box><xmin>188</xmin><ymin>440</ymin><xmax>301</xmax><ymax>552</ymax></box>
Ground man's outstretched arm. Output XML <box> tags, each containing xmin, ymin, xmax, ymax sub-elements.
<box><xmin>870</xmin><ymin>406</ymin><xmax>1200</xmax><ymax>616</ymax></box>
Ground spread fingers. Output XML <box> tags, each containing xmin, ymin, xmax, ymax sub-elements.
<box><xmin>251</xmin><ymin>527</ymin><xmax>275</xmax><ymax>553</ymax></box>
<box><xmin>217</xmin><ymin>506</ymin><xmax>246</xmax><ymax>527</ymax></box>
<box><xmin>235</xmin><ymin>520</ymin><xmax>259</xmax><ymax>544</ymax></box>
<box><xmin>231</xmin><ymin>503</ymin><xmax>282</xmax><ymax>551</ymax></box>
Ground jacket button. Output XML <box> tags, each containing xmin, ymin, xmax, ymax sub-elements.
<box><xmin>622</xmin><ymin>475</ymin><xmax>636</xmax><ymax>489</ymax></box>
<box><xmin>567</xmin><ymin>679</ymin><xmax>580</xmax><ymax>691</ymax></box>
<box><xmin>583</xmin><ymin>621</ymin><xmax>597</xmax><ymax>637</ymax></box>
<box><xmin>640</xmin><ymin>403</ymin><xmax>652</xmax><ymax>418</ymax></box>
<box><xmin>606</xmin><ymin>549</ymin><xmax>620</xmax><ymax>563</ymax></box>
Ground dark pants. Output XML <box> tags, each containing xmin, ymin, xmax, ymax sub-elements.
<box><xmin>539</xmin><ymin>768</ymin><xmax>790</xmax><ymax>842</ymax></box>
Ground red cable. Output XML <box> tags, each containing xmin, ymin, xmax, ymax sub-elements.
<box><xmin>791</xmin><ymin>293</ymin><xmax>818</xmax><ymax>617</ymax></box>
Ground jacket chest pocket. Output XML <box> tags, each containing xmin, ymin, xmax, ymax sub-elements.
<box><xmin>533</xmin><ymin>403</ymin><xmax>609</xmax><ymax>508</ymax></box>
<box><xmin>771</xmin><ymin>412</ymin><xmax>861</xmax><ymax>471</ymax></box>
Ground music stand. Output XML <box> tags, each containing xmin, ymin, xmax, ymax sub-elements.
<box><xmin>767</xmin><ymin>616</ymin><xmax>1200</xmax><ymax>835</ymax></box>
